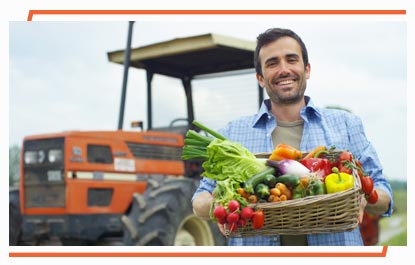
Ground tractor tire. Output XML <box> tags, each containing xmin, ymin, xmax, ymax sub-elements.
<box><xmin>9</xmin><ymin>189</ymin><xmax>22</xmax><ymax>246</ymax></box>
<box><xmin>122</xmin><ymin>175</ymin><xmax>226</xmax><ymax>246</ymax></box>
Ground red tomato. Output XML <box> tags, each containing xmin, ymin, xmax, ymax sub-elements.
<box><xmin>251</xmin><ymin>210</ymin><xmax>265</xmax><ymax>230</ymax></box>
<box><xmin>339</xmin><ymin>151</ymin><xmax>353</xmax><ymax>162</ymax></box>
<box><xmin>339</xmin><ymin>165</ymin><xmax>352</xmax><ymax>174</ymax></box>
<box><xmin>360</xmin><ymin>175</ymin><xmax>374</xmax><ymax>195</ymax></box>
<box><xmin>367</xmin><ymin>189</ymin><xmax>379</xmax><ymax>204</ymax></box>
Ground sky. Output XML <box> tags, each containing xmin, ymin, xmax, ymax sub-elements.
<box><xmin>9</xmin><ymin>17</ymin><xmax>407</xmax><ymax>181</ymax></box>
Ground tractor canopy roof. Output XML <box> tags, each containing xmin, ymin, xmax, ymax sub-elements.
<box><xmin>107</xmin><ymin>33</ymin><xmax>256</xmax><ymax>79</ymax></box>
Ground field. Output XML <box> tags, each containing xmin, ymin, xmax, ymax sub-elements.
<box><xmin>377</xmin><ymin>188</ymin><xmax>407</xmax><ymax>246</ymax></box>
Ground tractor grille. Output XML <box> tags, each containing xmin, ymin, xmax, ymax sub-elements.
<box><xmin>126</xmin><ymin>142</ymin><xmax>182</xmax><ymax>161</ymax></box>
<box><xmin>24</xmin><ymin>179</ymin><xmax>66</xmax><ymax>208</ymax></box>
<box><xmin>23</xmin><ymin>138</ymin><xmax>65</xmax><ymax>208</ymax></box>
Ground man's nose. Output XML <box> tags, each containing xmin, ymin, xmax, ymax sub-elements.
<box><xmin>278</xmin><ymin>61</ymin><xmax>290</xmax><ymax>76</ymax></box>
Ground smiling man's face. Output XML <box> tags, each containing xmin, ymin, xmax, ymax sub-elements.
<box><xmin>256</xmin><ymin>36</ymin><xmax>310</xmax><ymax>105</ymax></box>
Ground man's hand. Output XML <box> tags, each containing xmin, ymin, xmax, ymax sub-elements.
<box><xmin>192</xmin><ymin>191</ymin><xmax>214</xmax><ymax>220</ymax></box>
<box><xmin>358</xmin><ymin>194</ymin><xmax>368</xmax><ymax>224</ymax></box>
<box><xmin>365</xmin><ymin>188</ymin><xmax>391</xmax><ymax>215</ymax></box>
<box><xmin>359</xmin><ymin>187</ymin><xmax>390</xmax><ymax>223</ymax></box>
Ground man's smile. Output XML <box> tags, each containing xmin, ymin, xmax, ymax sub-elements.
<box><xmin>276</xmin><ymin>79</ymin><xmax>295</xmax><ymax>86</ymax></box>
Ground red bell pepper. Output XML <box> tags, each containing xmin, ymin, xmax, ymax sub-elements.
<box><xmin>300</xmin><ymin>158</ymin><xmax>332</xmax><ymax>180</ymax></box>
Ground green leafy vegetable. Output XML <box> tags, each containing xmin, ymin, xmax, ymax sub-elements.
<box><xmin>182</xmin><ymin>120</ymin><xmax>268</xmax><ymax>218</ymax></box>
<box><xmin>210</xmin><ymin>178</ymin><xmax>248</xmax><ymax>214</ymax></box>
<box><xmin>202</xmin><ymin>138</ymin><xmax>267</xmax><ymax>182</ymax></box>
<box><xmin>182</xmin><ymin>120</ymin><xmax>267</xmax><ymax>183</ymax></box>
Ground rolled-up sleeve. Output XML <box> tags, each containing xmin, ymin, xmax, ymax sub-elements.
<box><xmin>191</xmin><ymin>177</ymin><xmax>216</xmax><ymax>202</ymax></box>
<box><xmin>348</xmin><ymin>114</ymin><xmax>394</xmax><ymax>217</ymax></box>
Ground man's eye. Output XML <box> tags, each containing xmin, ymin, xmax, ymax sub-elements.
<box><xmin>288</xmin><ymin>57</ymin><xmax>299</xmax><ymax>63</ymax></box>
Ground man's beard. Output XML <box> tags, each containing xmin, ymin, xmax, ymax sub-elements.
<box><xmin>268</xmin><ymin>74</ymin><xmax>306</xmax><ymax>105</ymax></box>
<box><xmin>268</xmin><ymin>87</ymin><xmax>305</xmax><ymax>105</ymax></box>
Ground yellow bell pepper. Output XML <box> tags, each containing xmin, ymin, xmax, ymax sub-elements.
<box><xmin>324</xmin><ymin>167</ymin><xmax>354</xmax><ymax>193</ymax></box>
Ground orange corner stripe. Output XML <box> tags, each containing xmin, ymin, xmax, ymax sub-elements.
<box><xmin>27</xmin><ymin>9</ymin><xmax>406</xmax><ymax>21</ymax></box>
<box><xmin>10</xmin><ymin>246</ymin><xmax>388</xmax><ymax>258</ymax></box>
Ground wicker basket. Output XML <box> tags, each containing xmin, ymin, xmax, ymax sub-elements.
<box><xmin>229</xmin><ymin>153</ymin><xmax>363</xmax><ymax>237</ymax></box>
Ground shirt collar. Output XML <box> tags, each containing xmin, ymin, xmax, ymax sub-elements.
<box><xmin>252</xmin><ymin>99</ymin><xmax>272</xmax><ymax>127</ymax></box>
<box><xmin>252</xmin><ymin>96</ymin><xmax>322</xmax><ymax>127</ymax></box>
<box><xmin>301</xmin><ymin>96</ymin><xmax>322</xmax><ymax>122</ymax></box>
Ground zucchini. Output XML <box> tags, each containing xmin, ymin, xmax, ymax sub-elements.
<box><xmin>276</xmin><ymin>174</ymin><xmax>300</xmax><ymax>188</ymax></box>
<box><xmin>244</xmin><ymin>167</ymin><xmax>276</xmax><ymax>193</ymax></box>
<box><xmin>265</xmin><ymin>174</ymin><xmax>277</xmax><ymax>188</ymax></box>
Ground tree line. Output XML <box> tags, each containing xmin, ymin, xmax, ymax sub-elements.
<box><xmin>9</xmin><ymin>145</ymin><xmax>20</xmax><ymax>188</ymax></box>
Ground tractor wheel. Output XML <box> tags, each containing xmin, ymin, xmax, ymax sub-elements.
<box><xmin>122</xmin><ymin>176</ymin><xmax>226</xmax><ymax>246</ymax></box>
<box><xmin>9</xmin><ymin>189</ymin><xmax>22</xmax><ymax>246</ymax></box>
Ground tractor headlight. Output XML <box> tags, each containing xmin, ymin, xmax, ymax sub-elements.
<box><xmin>24</xmin><ymin>150</ymin><xmax>45</xmax><ymax>164</ymax></box>
<box><xmin>48</xmin><ymin>149</ymin><xmax>63</xmax><ymax>163</ymax></box>
<box><xmin>24</xmin><ymin>151</ymin><xmax>37</xmax><ymax>164</ymax></box>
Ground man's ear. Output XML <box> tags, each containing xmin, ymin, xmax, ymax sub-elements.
<box><xmin>256</xmin><ymin>72</ymin><xmax>265</xmax><ymax>88</ymax></box>
<box><xmin>305</xmin><ymin>63</ymin><xmax>311</xmax><ymax>79</ymax></box>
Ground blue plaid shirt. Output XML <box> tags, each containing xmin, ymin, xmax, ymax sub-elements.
<box><xmin>193</xmin><ymin>96</ymin><xmax>393</xmax><ymax>246</ymax></box>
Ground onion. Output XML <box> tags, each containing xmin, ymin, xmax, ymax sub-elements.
<box><xmin>267</xmin><ymin>159</ymin><xmax>310</xmax><ymax>177</ymax></box>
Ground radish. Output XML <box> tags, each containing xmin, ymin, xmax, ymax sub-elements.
<box><xmin>217</xmin><ymin>217</ymin><xmax>227</xmax><ymax>224</ymax></box>
<box><xmin>213</xmin><ymin>205</ymin><xmax>227</xmax><ymax>219</ymax></box>
<box><xmin>227</xmin><ymin>200</ymin><xmax>240</xmax><ymax>212</ymax></box>
<box><xmin>226</xmin><ymin>212</ymin><xmax>240</xmax><ymax>223</ymax></box>
<box><xmin>240</xmin><ymin>207</ymin><xmax>254</xmax><ymax>220</ymax></box>
<box><xmin>226</xmin><ymin>222</ymin><xmax>238</xmax><ymax>232</ymax></box>
<box><xmin>237</xmin><ymin>218</ymin><xmax>247</xmax><ymax>227</ymax></box>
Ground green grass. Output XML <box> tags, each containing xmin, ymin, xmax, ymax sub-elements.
<box><xmin>377</xmin><ymin>189</ymin><xmax>407</xmax><ymax>246</ymax></box>
<box><xmin>382</xmin><ymin>231</ymin><xmax>407</xmax><ymax>246</ymax></box>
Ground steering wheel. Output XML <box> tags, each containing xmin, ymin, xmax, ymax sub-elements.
<box><xmin>169</xmin><ymin>118</ymin><xmax>209</xmax><ymax>136</ymax></box>
<box><xmin>169</xmin><ymin>118</ymin><xmax>190</xmax><ymax>128</ymax></box>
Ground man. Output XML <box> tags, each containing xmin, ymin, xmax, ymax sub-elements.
<box><xmin>192</xmin><ymin>28</ymin><xmax>393</xmax><ymax>246</ymax></box>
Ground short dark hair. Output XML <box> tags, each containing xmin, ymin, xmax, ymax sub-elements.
<box><xmin>254</xmin><ymin>28</ymin><xmax>309</xmax><ymax>75</ymax></box>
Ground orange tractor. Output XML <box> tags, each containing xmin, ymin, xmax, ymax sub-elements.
<box><xmin>9</xmin><ymin>23</ymin><xmax>259</xmax><ymax>246</ymax></box>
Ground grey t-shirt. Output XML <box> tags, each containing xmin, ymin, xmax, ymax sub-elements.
<box><xmin>271</xmin><ymin>119</ymin><xmax>308</xmax><ymax>246</ymax></box>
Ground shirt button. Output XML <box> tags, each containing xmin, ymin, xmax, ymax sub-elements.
<box><xmin>267</xmin><ymin>115</ymin><xmax>271</xmax><ymax>119</ymax></box>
